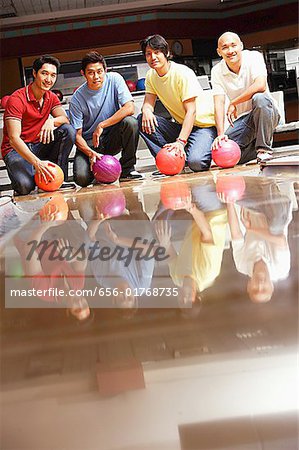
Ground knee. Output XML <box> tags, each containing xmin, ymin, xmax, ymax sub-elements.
<box><xmin>57</xmin><ymin>124</ymin><xmax>76</xmax><ymax>142</ymax></box>
<box><xmin>252</xmin><ymin>93</ymin><xmax>269</xmax><ymax>109</ymax></box>
<box><xmin>122</xmin><ymin>116</ymin><xmax>138</xmax><ymax>132</ymax></box>
<box><xmin>187</xmin><ymin>157</ymin><xmax>210</xmax><ymax>172</ymax></box>
<box><xmin>15</xmin><ymin>179</ymin><xmax>35</xmax><ymax>196</ymax></box>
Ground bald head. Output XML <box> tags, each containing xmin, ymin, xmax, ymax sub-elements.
<box><xmin>218</xmin><ymin>32</ymin><xmax>241</xmax><ymax>48</ymax></box>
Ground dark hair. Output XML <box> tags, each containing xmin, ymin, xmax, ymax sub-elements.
<box><xmin>140</xmin><ymin>35</ymin><xmax>170</xmax><ymax>60</ymax></box>
<box><xmin>81</xmin><ymin>51</ymin><xmax>107</xmax><ymax>73</ymax></box>
<box><xmin>32</xmin><ymin>55</ymin><xmax>60</xmax><ymax>74</ymax></box>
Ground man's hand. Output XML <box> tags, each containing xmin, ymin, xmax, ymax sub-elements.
<box><xmin>141</xmin><ymin>110</ymin><xmax>158</xmax><ymax>134</ymax></box>
<box><xmin>89</xmin><ymin>150</ymin><xmax>102</xmax><ymax>170</ymax></box>
<box><xmin>155</xmin><ymin>220</ymin><xmax>172</xmax><ymax>251</ymax></box>
<box><xmin>163</xmin><ymin>141</ymin><xmax>186</xmax><ymax>159</ymax></box>
<box><xmin>39</xmin><ymin>118</ymin><xmax>55</xmax><ymax>144</ymax></box>
<box><xmin>92</xmin><ymin>124</ymin><xmax>103</xmax><ymax>148</ymax></box>
<box><xmin>34</xmin><ymin>159</ymin><xmax>56</xmax><ymax>185</ymax></box>
<box><xmin>212</xmin><ymin>134</ymin><xmax>229</xmax><ymax>150</ymax></box>
<box><xmin>226</xmin><ymin>103</ymin><xmax>237</xmax><ymax>127</ymax></box>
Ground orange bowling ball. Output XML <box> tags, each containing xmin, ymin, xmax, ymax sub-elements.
<box><xmin>39</xmin><ymin>196</ymin><xmax>69</xmax><ymax>221</ymax></box>
<box><xmin>156</xmin><ymin>147</ymin><xmax>185</xmax><ymax>175</ymax></box>
<box><xmin>216</xmin><ymin>175</ymin><xmax>246</xmax><ymax>203</ymax></box>
<box><xmin>34</xmin><ymin>162</ymin><xmax>64</xmax><ymax>192</ymax></box>
<box><xmin>160</xmin><ymin>181</ymin><xmax>191</xmax><ymax>210</ymax></box>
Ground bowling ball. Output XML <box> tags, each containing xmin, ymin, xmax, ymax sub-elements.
<box><xmin>93</xmin><ymin>155</ymin><xmax>121</xmax><ymax>184</ymax></box>
<box><xmin>160</xmin><ymin>181</ymin><xmax>191</xmax><ymax>210</ymax></box>
<box><xmin>156</xmin><ymin>147</ymin><xmax>185</xmax><ymax>175</ymax></box>
<box><xmin>126</xmin><ymin>80</ymin><xmax>137</xmax><ymax>92</ymax></box>
<box><xmin>34</xmin><ymin>162</ymin><xmax>64</xmax><ymax>192</ymax></box>
<box><xmin>136</xmin><ymin>78</ymin><xmax>146</xmax><ymax>91</ymax></box>
<box><xmin>96</xmin><ymin>187</ymin><xmax>126</xmax><ymax>219</ymax></box>
<box><xmin>212</xmin><ymin>139</ymin><xmax>241</xmax><ymax>168</ymax></box>
<box><xmin>39</xmin><ymin>196</ymin><xmax>69</xmax><ymax>221</ymax></box>
<box><xmin>1</xmin><ymin>95</ymin><xmax>10</xmax><ymax>110</ymax></box>
<box><xmin>52</xmin><ymin>89</ymin><xmax>63</xmax><ymax>102</ymax></box>
<box><xmin>216</xmin><ymin>175</ymin><xmax>246</xmax><ymax>203</ymax></box>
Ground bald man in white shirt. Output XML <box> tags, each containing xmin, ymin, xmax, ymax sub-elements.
<box><xmin>211</xmin><ymin>32</ymin><xmax>281</xmax><ymax>163</ymax></box>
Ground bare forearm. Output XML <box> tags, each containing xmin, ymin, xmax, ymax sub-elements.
<box><xmin>9</xmin><ymin>136</ymin><xmax>40</xmax><ymax>166</ymax></box>
<box><xmin>75</xmin><ymin>134</ymin><xmax>94</xmax><ymax>157</ymax></box>
<box><xmin>100</xmin><ymin>103</ymin><xmax>134</xmax><ymax>129</ymax></box>
<box><xmin>227</xmin><ymin>204</ymin><xmax>243</xmax><ymax>240</ymax></box>
<box><xmin>53</xmin><ymin>114</ymin><xmax>69</xmax><ymax>127</ymax></box>
<box><xmin>230</xmin><ymin>79</ymin><xmax>266</xmax><ymax>107</ymax></box>
<box><xmin>179</xmin><ymin>109</ymin><xmax>196</xmax><ymax>141</ymax></box>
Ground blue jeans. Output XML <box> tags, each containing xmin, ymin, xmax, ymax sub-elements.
<box><xmin>4</xmin><ymin>124</ymin><xmax>76</xmax><ymax>195</ymax></box>
<box><xmin>137</xmin><ymin>114</ymin><xmax>216</xmax><ymax>171</ymax></box>
<box><xmin>226</xmin><ymin>93</ymin><xmax>280</xmax><ymax>163</ymax></box>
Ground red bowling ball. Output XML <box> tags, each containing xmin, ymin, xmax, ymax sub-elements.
<box><xmin>126</xmin><ymin>80</ymin><xmax>137</xmax><ymax>92</ymax></box>
<box><xmin>216</xmin><ymin>175</ymin><xmax>246</xmax><ymax>203</ymax></box>
<box><xmin>92</xmin><ymin>155</ymin><xmax>122</xmax><ymax>184</ymax></box>
<box><xmin>156</xmin><ymin>147</ymin><xmax>185</xmax><ymax>176</ymax></box>
<box><xmin>34</xmin><ymin>162</ymin><xmax>64</xmax><ymax>192</ymax></box>
<box><xmin>160</xmin><ymin>181</ymin><xmax>191</xmax><ymax>210</ymax></box>
<box><xmin>212</xmin><ymin>139</ymin><xmax>241</xmax><ymax>168</ymax></box>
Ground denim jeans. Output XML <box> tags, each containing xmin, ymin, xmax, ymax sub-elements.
<box><xmin>226</xmin><ymin>93</ymin><xmax>281</xmax><ymax>163</ymax></box>
<box><xmin>73</xmin><ymin>116</ymin><xmax>139</xmax><ymax>187</ymax></box>
<box><xmin>4</xmin><ymin>124</ymin><xmax>76</xmax><ymax>195</ymax></box>
<box><xmin>138</xmin><ymin>114</ymin><xmax>216</xmax><ymax>171</ymax></box>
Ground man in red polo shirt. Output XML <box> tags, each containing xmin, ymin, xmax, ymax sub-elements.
<box><xmin>1</xmin><ymin>55</ymin><xmax>76</xmax><ymax>195</ymax></box>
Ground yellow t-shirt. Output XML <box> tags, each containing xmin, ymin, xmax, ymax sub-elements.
<box><xmin>169</xmin><ymin>210</ymin><xmax>227</xmax><ymax>292</ymax></box>
<box><xmin>146</xmin><ymin>61</ymin><xmax>215</xmax><ymax>128</ymax></box>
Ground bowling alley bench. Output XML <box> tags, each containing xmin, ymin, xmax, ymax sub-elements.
<box><xmin>0</xmin><ymin>89</ymin><xmax>298</xmax><ymax>193</ymax></box>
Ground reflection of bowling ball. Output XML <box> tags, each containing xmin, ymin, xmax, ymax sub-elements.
<box><xmin>126</xmin><ymin>80</ymin><xmax>136</xmax><ymax>92</ymax></box>
<box><xmin>1</xmin><ymin>95</ymin><xmax>10</xmax><ymax>109</ymax></box>
<box><xmin>212</xmin><ymin>139</ymin><xmax>241</xmax><ymax>168</ymax></box>
<box><xmin>216</xmin><ymin>175</ymin><xmax>246</xmax><ymax>203</ymax></box>
<box><xmin>96</xmin><ymin>187</ymin><xmax>126</xmax><ymax>219</ymax></box>
<box><xmin>160</xmin><ymin>181</ymin><xmax>191</xmax><ymax>210</ymax></box>
<box><xmin>34</xmin><ymin>162</ymin><xmax>64</xmax><ymax>192</ymax></box>
<box><xmin>93</xmin><ymin>155</ymin><xmax>122</xmax><ymax>184</ymax></box>
<box><xmin>156</xmin><ymin>147</ymin><xmax>185</xmax><ymax>175</ymax></box>
<box><xmin>52</xmin><ymin>89</ymin><xmax>63</xmax><ymax>102</ymax></box>
<box><xmin>39</xmin><ymin>196</ymin><xmax>69</xmax><ymax>221</ymax></box>
<box><xmin>136</xmin><ymin>78</ymin><xmax>146</xmax><ymax>91</ymax></box>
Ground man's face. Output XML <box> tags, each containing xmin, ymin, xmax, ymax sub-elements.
<box><xmin>145</xmin><ymin>46</ymin><xmax>168</xmax><ymax>72</ymax></box>
<box><xmin>33</xmin><ymin>63</ymin><xmax>57</xmax><ymax>92</ymax></box>
<box><xmin>82</xmin><ymin>62</ymin><xmax>106</xmax><ymax>90</ymax></box>
<box><xmin>217</xmin><ymin>34</ymin><xmax>243</xmax><ymax>66</ymax></box>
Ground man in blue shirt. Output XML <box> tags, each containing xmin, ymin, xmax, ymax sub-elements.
<box><xmin>69</xmin><ymin>51</ymin><xmax>142</xmax><ymax>186</ymax></box>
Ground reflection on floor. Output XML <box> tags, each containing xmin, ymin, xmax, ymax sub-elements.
<box><xmin>1</xmin><ymin>164</ymin><xmax>298</xmax><ymax>450</ymax></box>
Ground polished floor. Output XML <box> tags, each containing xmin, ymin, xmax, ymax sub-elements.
<box><xmin>0</xmin><ymin>164</ymin><xmax>298</xmax><ymax>450</ymax></box>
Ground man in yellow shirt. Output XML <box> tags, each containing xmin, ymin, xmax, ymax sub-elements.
<box><xmin>138</xmin><ymin>34</ymin><xmax>216</xmax><ymax>172</ymax></box>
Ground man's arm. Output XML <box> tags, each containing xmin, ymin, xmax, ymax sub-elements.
<box><xmin>212</xmin><ymin>94</ymin><xmax>229</xmax><ymax>150</ymax></box>
<box><xmin>6</xmin><ymin>119</ymin><xmax>56</xmax><ymax>183</ymax></box>
<box><xmin>92</xmin><ymin>101</ymin><xmax>134</xmax><ymax>148</ymax></box>
<box><xmin>75</xmin><ymin>128</ymin><xmax>101</xmax><ymax>168</ymax></box>
<box><xmin>39</xmin><ymin>106</ymin><xmax>69</xmax><ymax>144</ymax></box>
<box><xmin>141</xmin><ymin>93</ymin><xmax>158</xmax><ymax>134</ymax></box>
<box><xmin>227</xmin><ymin>76</ymin><xmax>267</xmax><ymax>126</ymax></box>
<box><xmin>163</xmin><ymin>97</ymin><xmax>196</xmax><ymax>157</ymax></box>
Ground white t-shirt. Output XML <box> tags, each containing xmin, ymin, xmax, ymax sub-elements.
<box><xmin>211</xmin><ymin>50</ymin><xmax>269</xmax><ymax>118</ymax></box>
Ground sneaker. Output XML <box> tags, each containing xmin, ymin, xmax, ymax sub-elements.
<box><xmin>257</xmin><ymin>150</ymin><xmax>273</xmax><ymax>163</ymax></box>
<box><xmin>120</xmin><ymin>170</ymin><xmax>144</xmax><ymax>181</ymax></box>
<box><xmin>151</xmin><ymin>170</ymin><xmax>166</xmax><ymax>177</ymax></box>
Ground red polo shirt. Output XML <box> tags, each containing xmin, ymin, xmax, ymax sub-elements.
<box><xmin>1</xmin><ymin>83</ymin><xmax>61</xmax><ymax>158</ymax></box>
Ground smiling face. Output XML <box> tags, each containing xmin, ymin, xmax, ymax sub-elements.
<box><xmin>82</xmin><ymin>62</ymin><xmax>106</xmax><ymax>90</ymax></box>
<box><xmin>33</xmin><ymin>63</ymin><xmax>57</xmax><ymax>92</ymax></box>
<box><xmin>145</xmin><ymin>46</ymin><xmax>169</xmax><ymax>76</ymax></box>
<box><xmin>217</xmin><ymin>32</ymin><xmax>243</xmax><ymax>70</ymax></box>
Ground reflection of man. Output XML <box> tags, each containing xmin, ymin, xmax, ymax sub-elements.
<box><xmin>1</xmin><ymin>55</ymin><xmax>75</xmax><ymax>195</ymax></box>
<box><xmin>69</xmin><ymin>51</ymin><xmax>143</xmax><ymax>186</ymax></box>
<box><xmin>211</xmin><ymin>32</ymin><xmax>280</xmax><ymax>163</ymax></box>
<box><xmin>227</xmin><ymin>202</ymin><xmax>291</xmax><ymax>303</ymax></box>
<box><xmin>138</xmin><ymin>34</ymin><xmax>216</xmax><ymax>172</ymax></box>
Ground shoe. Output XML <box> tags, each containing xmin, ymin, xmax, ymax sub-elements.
<box><xmin>257</xmin><ymin>151</ymin><xmax>273</xmax><ymax>163</ymax></box>
<box><xmin>151</xmin><ymin>170</ymin><xmax>166</xmax><ymax>177</ymax></box>
<box><xmin>120</xmin><ymin>170</ymin><xmax>144</xmax><ymax>181</ymax></box>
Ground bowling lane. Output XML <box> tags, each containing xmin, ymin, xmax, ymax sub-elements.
<box><xmin>0</xmin><ymin>165</ymin><xmax>298</xmax><ymax>450</ymax></box>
